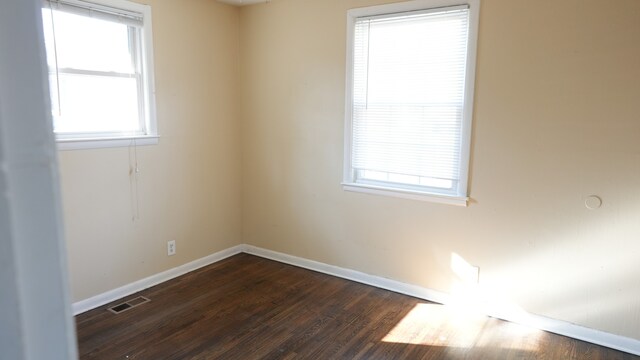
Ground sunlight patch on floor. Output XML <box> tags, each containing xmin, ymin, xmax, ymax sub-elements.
<box><xmin>382</xmin><ymin>303</ymin><xmax>486</xmax><ymax>348</ymax></box>
<box><xmin>382</xmin><ymin>252</ymin><xmax>544</xmax><ymax>351</ymax></box>
<box><xmin>381</xmin><ymin>303</ymin><xmax>543</xmax><ymax>351</ymax></box>
<box><xmin>474</xmin><ymin>318</ymin><xmax>544</xmax><ymax>352</ymax></box>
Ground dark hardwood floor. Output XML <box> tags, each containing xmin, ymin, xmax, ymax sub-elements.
<box><xmin>76</xmin><ymin>253</ymin><xmax>639</xmax><ymax>359</ymax></box>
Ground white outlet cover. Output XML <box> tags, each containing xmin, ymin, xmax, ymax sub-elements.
<box><xmin>167</xmin><ymin>240</ymin><xmax>176</xmax><ymax>256</ymax></box>
<box><xmin>585</xmin><ymin>195</ymin><xmax>602</xmax><ymax>210</ymax></box>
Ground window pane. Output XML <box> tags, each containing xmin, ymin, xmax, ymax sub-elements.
<box><xmin>40</xmin><ymin>0</ymin><xmax>157</xmax><ymax>146</ymax></box>
<box><xmin>41</xmin><ymin>8</ymin><xmax>135</xmax><ymax>73</ymax></box>
<box><xmin>351</xmin><ymin>8</ymin><xmax>470</xmax><ymax>193</ymax></box>
<box><xmin>52</xmin><ymin>73</ymin><xmax>141</xmax><ymax>134</ymax></box>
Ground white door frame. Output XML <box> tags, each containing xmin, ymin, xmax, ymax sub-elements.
<box><xmin>0</xmin><ymin>0</ymin><xmax>78</xmax><ymax>358</ymax></box>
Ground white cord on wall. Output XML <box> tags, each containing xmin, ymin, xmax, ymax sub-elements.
<box><xmin>129</xmin><ymin>138</ymin><xmax>140</xmax><ymax>222</ymax></box>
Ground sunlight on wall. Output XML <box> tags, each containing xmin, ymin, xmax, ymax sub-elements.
<box><xmin>450</xmin><ymin>252</ymin><xmax>479</xmax><ymax>293</ymax></box>
<box><xmin>449</xmin><ymin>252</ymin><xmax>533</xmax><ymax>323</ymax></box>
<box><xmin>378</xmin><ymin>252</ymin><xmax>546</xmax><ymax>351</ymax></box>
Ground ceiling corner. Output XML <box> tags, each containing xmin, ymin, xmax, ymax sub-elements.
<box><xmin>216</xmin><ymin>0</ymin><xmax>270</xmax><ymax>6</ymax></box>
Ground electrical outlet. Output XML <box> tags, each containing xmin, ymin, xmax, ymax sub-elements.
<box><xmin>167</xmin><ymin>240</ymin><xmax>176</xmax><ymax>256</ymax></box>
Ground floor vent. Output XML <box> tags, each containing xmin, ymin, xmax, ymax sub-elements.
<box><xmin>108</xmin><ymin>296</ymin><xmax>150</xmax><ymax>314</ymax></box>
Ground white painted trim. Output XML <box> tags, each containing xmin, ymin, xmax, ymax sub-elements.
<box><xmin>342</xmin><ymin>0</ymin><xmax>479</xmax><ymax>202</ymax></box>
<box><xmin>243</xmin><ymin>245</ymin><xmax>640</xmax><ymax>356</ymax></box>
<box><xmin>343</xmin><ymin>182</ymin><xmax>469</xmax><ymax>206</ymax></box>
<box><xmin>56</xmin><ymin>135</ymin><xmax>159</xmax><ymax>151</ymax></box>
<box><xmin>72</xmin><ymin>244</ymin><xmax>640</xmax><ymax>356</ymax></box>
<box><xmin>342</xmin><ymin>8</ymin><xmax>356</xmax><ymax>187</ymax></box>
<box><xmin>1</xmin><ymin>0</ymin><xmax>78</xmax><ymax>357</ymax></box>
<box><xmin>244</xmin><ymin>245</ymin><xmax>453</xmax><ymax>304</ymax></box>
<box><xmin>72</xmin><ymin>245</ymin><xmax>243</xmax><ymax>315</ymax></box>
<box><xmin>46</xmin><ymin>0</ymin><xmax>159</xmax><ymax>146</ymax></box>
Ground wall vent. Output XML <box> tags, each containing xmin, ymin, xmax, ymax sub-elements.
<box><xmin>108</xmin><ymin>296</ymin><xmax>150</xmax><ymax>314</ymax></box>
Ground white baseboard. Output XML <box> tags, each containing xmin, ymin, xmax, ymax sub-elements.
<box><xmin>243</xmin><ymin>245</ymin><xmax>454</xmax><ymax>304</ymax></box>
<box><xmin>72</xmin><ymin>245</ymin><xmax>244</xmax><ymax>315</ymax></box>
<box><xmin>73</xmin><ymin>243</ymin><xmax>640</xmax><ymax>356</ymax></box>
<box><xmin>243</xmin><ymin>245</ymin><xmax>640</xmax><ymax>356</ymax></box>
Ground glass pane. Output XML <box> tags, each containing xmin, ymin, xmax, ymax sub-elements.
<box><xmin>52</xmin><ymin>73</ymin><xmax>141</xmax><ymax>134</ymax></box>
<box><xmin>41</xmin><ymin>8</ymin><xmax>135</xmax><ymax>73</ymax></box>
<box><xmin>352</xmin><ymin>9</ymin><xmax>469</xmax><ymax>186</ymax></box>
<box><xmin>366</xmin><ymin>12</ymin><xmax>468</xmax><ymax>105</ymax></box>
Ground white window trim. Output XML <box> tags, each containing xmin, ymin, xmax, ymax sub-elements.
<box><xmin>56</xmin><ymin>135</ymin><xmax>158</xmax><ymax>150</ymax></box>
<box><xmin>342</xmin><ymin>0</ymin><xmax>480</xmax><ymax>206</ymax></box>
<box><xmin>46</xmin><ymin>0</ymin><xmax>158</xmax><ymax>150</ymax></box>
<box><xmin>342</xmin><ymin>183</ymin><xmax>470</xmax><ymax>206</ymax></box>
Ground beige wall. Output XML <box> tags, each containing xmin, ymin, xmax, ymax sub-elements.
<box><xmin>59</xmin><ymin>0</ymin><xmax>640</xmax><ymax>342</ymax></box>
<box><xmin>59</xmin><ymin>0</ymin><xmax>242</xmax><ymax>301</ymax></box>
<box><xmin>240</xmin><ymin>0</ymin><xmax>640</xmax><ymax>340</ymax></box>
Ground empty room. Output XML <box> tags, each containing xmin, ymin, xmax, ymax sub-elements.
<box><xmin>2</xmin><ymin>0</ymin><xmax>640</xmax><ymax>359</ymax></box>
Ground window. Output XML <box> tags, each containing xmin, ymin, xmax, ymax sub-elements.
<box><xmin>41</xmin><ymin>0</ymin><xmax>157</xmax><ymax>149</ymax></box>
<box><xmin>343</xmin><ymin>0</ymin><xmax>479</xmax><ymax>206</ymax></box>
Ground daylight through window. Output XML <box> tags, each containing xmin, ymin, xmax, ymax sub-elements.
<box><xmin>41</xmin><ymin>0</ymin><xmax>157</xmax><ymax>148</ymax></box>
<box><xmin>343</xmin><ymin>0</ymin><xmax>479</xmax><ymax>205</ymax></box>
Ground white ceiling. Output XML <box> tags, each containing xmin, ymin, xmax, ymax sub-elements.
<box><xmin>217</xmin><ymin>0</ymin><xmax>269</xmax><ymax>6</ymax></box>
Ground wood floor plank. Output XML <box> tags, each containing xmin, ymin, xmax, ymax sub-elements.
<box><xmin>75</xmin><ymin>254</ymin><xmax>640</xmax><ymax>360</ymax></box>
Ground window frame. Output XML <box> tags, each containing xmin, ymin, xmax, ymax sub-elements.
<box><xmin>342</xmin><ymin>0</ymin><xmax>480</xmax><ymax>206</ymax></box>
<box><xmin>42</xmin><ymin>0</ymin><xmax>158</xmax><ymax>151</ymax></box>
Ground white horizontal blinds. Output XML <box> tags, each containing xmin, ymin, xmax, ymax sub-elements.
<box><xmin>352</xmin><ymin>6</ymin><xmax>470</xmax><ymax>193</ymax></box>
<box><xmin>41</xmin><ymin>0</ymin><xmax>145</xmax><ymax>135</ymax></box>
<box><xmin>43</xmin><ymin>0</ymin><xmax>143</xmax><ymax>27</ymax></box>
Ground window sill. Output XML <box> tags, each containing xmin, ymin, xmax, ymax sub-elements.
<box><xmin>342</xmin><ymin>182</ymin><xmax>469</xmax><ymax>207</ymax></box>
<box><xmin>56</xmin><ymin>135</ymin><xmax>159</xmax><ymax>151</ymax></box>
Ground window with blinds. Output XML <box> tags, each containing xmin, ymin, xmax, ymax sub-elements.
<box><xmin>343</xmin><ymin>0</ymin><xmax>479</xmax><ymax>205</ymax></box>
<box><xmin>41</xmin><ymin>0</ymin><xmax>157</xmax><ymax>149</ymax></box>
